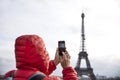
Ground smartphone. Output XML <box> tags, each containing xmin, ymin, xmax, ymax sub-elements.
<box><xmin>58</xmin><ymin>41</ymin><xmax>66</xmax><ymax>56</ymax></box>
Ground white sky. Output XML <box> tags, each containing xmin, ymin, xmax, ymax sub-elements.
<box><xmin>0</xmin><ymin>0</ymin><xmax>120</xmax><ymax>77</ymax></box>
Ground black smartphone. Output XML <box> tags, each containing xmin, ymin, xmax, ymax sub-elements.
<box><xmin>58</xmin><ymin>41</ymin><xmax>66</xmax><ymax>56</ymax></box>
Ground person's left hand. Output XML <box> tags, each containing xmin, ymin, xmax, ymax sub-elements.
<box><xmin>53</xmin><ymin>49</ymin><xmax>60</xmax><ymax>66</ymax></box>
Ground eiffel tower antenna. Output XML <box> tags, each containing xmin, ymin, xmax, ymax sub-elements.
<box><xmin>81</xmin><ymin>12</ymin><xmax>85</xmax><ymax>52</ymax></box>
<box><xmin>75</xmin><ymin>12</ymin><xmax>96</xmax><ymax>80</ymax></box>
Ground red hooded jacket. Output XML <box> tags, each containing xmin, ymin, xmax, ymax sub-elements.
<box><xmin>4</xmin><ymin>35</ymin><xmax>78</xmax><ymax>80</ymax></box>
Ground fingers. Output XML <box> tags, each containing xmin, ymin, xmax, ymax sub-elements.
<box><xmin>59</xmin><ymin>52</ymin><xmax>66</xmax><ymax>63</ymax></box>
<box><xmin>60</xmin><ymin>51</ymin><xmax>70</xmax><ymax>68</ymax></box>
<box><xmin>66</xmin><ymin>53</ymin><xmax>71</xmax><ymax>59</ymax></box>
<box><xmin>63</xmin><ymin>51</ymin><xmax>71</xmax><ymax>59</ymax></box>
<box><xmin>55</xmin><ymin>49</ymin><xmax>71</xmax><ymax>65</ymax></box>
<box><xmin>55</xmin><ymin>48</ymin><xmax>59</xmax><ymax>55</ymax></box>
<box><xmin>53</xmin><ymin>48</ymin><xmax>61</xmax><ymax>66</ymax></box>
<box><xmin>59</xmin><ymin>56</ymin><xmax>63</xmax><ymax>62</ymax></box>
<box><xmin>55</xmin><ymin>51</ymin><xmax>59</xmax><ymax>57</ymax></box>
<box><xmin>62</xmin><ymin>52</ymin><xmax>70</xmax><ymax>60</ymax></box>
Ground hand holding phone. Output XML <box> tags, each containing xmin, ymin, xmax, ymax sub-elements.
<box><xmin>60</xmin><ymin>51</ymin><xmax>70</xmax><ymax>68</ymax></box>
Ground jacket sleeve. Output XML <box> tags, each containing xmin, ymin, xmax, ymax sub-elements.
<box><xmin>47</xmin><ymin>60</ymin><xmax>56</xmax><ymax>75</ymax></box>
<box><xmin>4</xmin><ymin>70</ymin><xmax>16</xmax><ymax>79</ymax></box>
<box><xmin>62</xmin><ymin>67</ymin><xmax>78</xmax><ymax>80</ymax></box>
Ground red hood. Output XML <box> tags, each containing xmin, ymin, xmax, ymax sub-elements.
<box><xmin>15</xmin><ymin>35</ymin><xmax>49</xmax><ymax>74</ymax></box>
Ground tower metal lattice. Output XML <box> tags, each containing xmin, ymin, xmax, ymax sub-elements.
<box><xmin>75</xmin><ymin>13</ymin><xmax>96</xmax><ymax>80</ymax></box>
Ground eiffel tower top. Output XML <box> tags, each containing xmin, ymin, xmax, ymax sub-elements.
<box><xmin>81</xmin><ymin>12</ymin><xmax>85</xmax><ymax>18</ymax></box>
<box><xmin>81</xmin><ymin>12</ymin><xmax>85</xmax><ymax>52</ymax></box>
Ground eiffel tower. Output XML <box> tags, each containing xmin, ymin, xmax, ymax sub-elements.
<box><xmin>75</xmin><ymin>13</ymin><xmax>96</xmax><ymax>80</ymax></box>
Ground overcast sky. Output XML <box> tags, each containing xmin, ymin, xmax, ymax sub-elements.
<box><xmin>0</xmin><ymin>0</ymin><xmax>120</xmax><ymax>77</ymax></box>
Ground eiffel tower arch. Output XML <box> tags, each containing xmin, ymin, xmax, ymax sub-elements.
<box><xmin>75</xmin><ymin>13</ymin><xmax>96</xmax><ymax>80</ymax></box>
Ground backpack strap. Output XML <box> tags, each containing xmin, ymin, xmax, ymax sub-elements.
<box><xmin>27</xmin><ymin>72</ymin><xmax>45</xmax><ymax>80</ymax></box>
<box><xmin>5</xmin><ymin>70</ymin><xmax>45</xmax><ymax>80</ymax></box>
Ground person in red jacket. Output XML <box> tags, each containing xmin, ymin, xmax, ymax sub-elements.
<box><xmin>4</xmin><ymin>35</ymin><xmax>78</xmax><ymax>80</ymax></box>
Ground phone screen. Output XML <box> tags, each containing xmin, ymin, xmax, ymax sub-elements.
<box><xmin>58</xmin><ymin>41</ymin><xmax>65</xmax><ymax>56</ymax></box>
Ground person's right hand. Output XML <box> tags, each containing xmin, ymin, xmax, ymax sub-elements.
<box><xmin>60</xmin><ymin>51</ymin><xmax>71</xmax><ymax>68</ymax></box>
